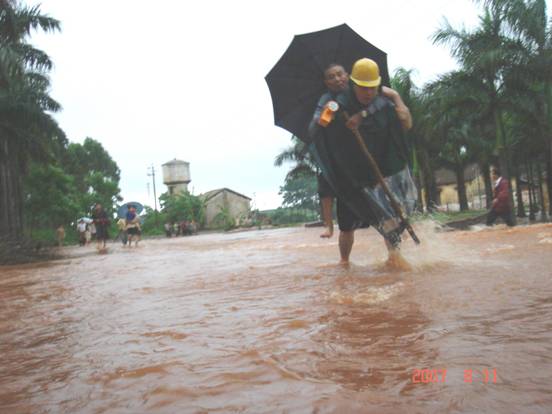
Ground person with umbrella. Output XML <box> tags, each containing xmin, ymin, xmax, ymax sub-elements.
<box><xmin>308</xmin><ymin>62</ymin><xmax>412</xmax><ymax>242</ymax></box>
<box><xmin>266</xmin><ymin>25</ymin><xmax>421</xmax><ymax>263</ymax></box>
<box><xmin>125</xmin><ymin>204</ymin><xmax>142</xmax><ymax>247</ymax></box>
<box><xmin>317</xmin><ymin>57</ymin><xmax>416</xmax><ymax>265</ymax></box>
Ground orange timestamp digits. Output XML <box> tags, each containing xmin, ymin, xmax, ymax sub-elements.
<box><xmin>412</xmin><ymin>368</ymin><xmax>447</xmax><ymax>383</ymax></box>
<box><xmin>464</xmin><ymin>368</ymin><xmax>498</xmax><ymax>383</ymax></box>
<box><xmin>412</xmin><ymin>368</ymin><xmax>498</xmax><ymax>384</ymax></box>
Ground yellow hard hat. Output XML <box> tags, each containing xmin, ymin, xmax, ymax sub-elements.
<box><xmin>350</xmin><ymin>58</ymin><xmax>381</xmax><ymax>88</ymax></box>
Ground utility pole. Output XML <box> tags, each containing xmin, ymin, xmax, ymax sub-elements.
<box><xmin>147</xmin><ymin>164</ymin><xmax>158</xmax><ymax>212</ymax></box>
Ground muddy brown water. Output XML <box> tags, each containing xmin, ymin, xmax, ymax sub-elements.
<box><xmin>1</xmin><ymin>223</ymin><xmax>552</xmax><ymax>413</ymax></box>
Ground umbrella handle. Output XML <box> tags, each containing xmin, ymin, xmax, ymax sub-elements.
<box><xmin>343</xmin><ymin>111</ymin><xmax>420</xmax><ymax>245</ymax></box>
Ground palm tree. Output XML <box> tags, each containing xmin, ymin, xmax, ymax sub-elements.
<box><xmin>390</xmin><ymin>68</ymin><xmax>441</xmax><ymax>211</ymax></box>
<box><xmin>473</xmin><ymin>0</ymin><xmax>551</xmax><ymax>218</ymax></box>
<box><xmin>421</xmin><ymin>72</ymin><xmax>484</xmax><ymax>211</ymax></box>
<box><xmin>0</xmin><ymin>0</ymin><xmax>62</xmax><ymax>238</ymax></box>
<box><xmin>432</xmin><ymin>4</ymin><xmax>528</xmax><ymax>221</ymax></box>
<box><xmin>273</xmin><ymin>135</ymin><xmax>318</xmax><ymax>180</ymax></box>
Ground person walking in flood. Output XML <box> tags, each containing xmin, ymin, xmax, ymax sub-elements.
<box><xmin>486</xmin><ymin>167</ymin><xmax>514</xmax><ymax>227</ymax></box>
<box><xmin>56</xmin><ymin>225</ymin><xmax>65</xmax><ymax>247</ymax></box>
<box><xmin>308</xmin><ymin>63</ymin><xmax>412</xmax><ymax>241</ymax></box>
<box><xmin>125</xmin><ymin>205</ymin><xmax>141</xmax><ymax>247</ymax></box>
<box><xmin>92</xmin><ymin>203</ymin><xmax>110</xmax><ymax>251</ymax></box>
<box><xmin>116</xmin><ymin>217</ymin><xmax>128</xmax><ymax>246</ymax></box>
<box><xmin>77</xmin><ymin>219</ymin><xmax>87</xmax><ymax>246</ymax></box>
<box><xmin>309</xmin><ymin>58</ymin><xmax>414</xmax><ymax>265</ymax></box>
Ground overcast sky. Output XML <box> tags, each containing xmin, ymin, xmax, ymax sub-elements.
<box><xmin>32</xmin><ymin>0</ymin><xmax>493</xmax><ymax>210</ymax></box>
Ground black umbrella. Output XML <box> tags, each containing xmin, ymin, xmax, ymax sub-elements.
<box><xmin>265</xmin><ymin>23</ymin><xmax>390</xmax><ymax>143</ymax></box>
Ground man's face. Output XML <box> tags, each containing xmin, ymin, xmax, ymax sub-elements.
<box><xmin>354</xmin><ymin>85</ymin><xmax>378</xmax><ymax>105</ymax></box>
<box><xmin>324</xmin><ymin>65</ymin><xmax>348</xmax><ymax>93</ymax></box>
<box><xmin>491</xmin><ymin>170</ymin><xmax>498</xmax><ymax>181</ymax></box>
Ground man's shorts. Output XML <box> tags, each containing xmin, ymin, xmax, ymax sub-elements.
<box><xmin>317</xmin><ymin>174</ymin><xmax>336</xmax><ymax>199</ymax></box>
<box><xmin>337</xmin><ymin>198</ymin><xmax>369</xmax><ymax>232</ymax></box>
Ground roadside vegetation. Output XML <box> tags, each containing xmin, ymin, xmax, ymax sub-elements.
<box><xmin>276</xmin><ymin>0</ymin><xmax>552</xmax><ymax>226</ymax></box>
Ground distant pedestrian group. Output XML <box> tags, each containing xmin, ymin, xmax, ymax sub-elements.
<box><xmin>164</xmin><ymin>220</ymin><xmax>197</xmax><ymax>237</ymax></box>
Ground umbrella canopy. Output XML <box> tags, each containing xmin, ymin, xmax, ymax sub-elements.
<box><xmin>117</xmin><ymin>202</ymin><xmax>144</xmax><ymax>219</ymax></box>
<box><xmin>265</xmin><ymin>23</ymin><xmax>390</xmax><ymax>142</ymax></box>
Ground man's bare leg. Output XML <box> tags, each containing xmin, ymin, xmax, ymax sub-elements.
<box><xmin>320</xmin><ymin>197</ymin><xmax>334</xmax><ymax>238</ymax></box>
<box><xmin>339</xmin><ymin>230</ymin><xmax>354</xmax><ymax>265</ymax></box>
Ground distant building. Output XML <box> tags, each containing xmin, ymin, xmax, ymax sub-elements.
<box><xmin>435</xmin><ymin>164</ymin><xmax>549</xmax><ymax>213</ymax></box>
<box><xmin>200</xmin><ymin>188</ymin><xmax>251</xmax><ymax>228</ymax></box>
<box><xmin>162</xmin><ymin>159</ymin><xmax>191</xmax><ymax>195</ymax></box>
<box><xmin>435</xmin><ymin>164</ymin><xmax>485</xmax><ymax>210</ymax></box>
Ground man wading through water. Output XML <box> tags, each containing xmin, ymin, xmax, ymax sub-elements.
<box><xmin>309</xmin><ymin>59</ymin><xmax>414</xmax><ymax>265</ymax></box>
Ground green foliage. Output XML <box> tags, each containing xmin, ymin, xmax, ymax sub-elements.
<box><xmin>213</xmin><ymin>206</ymin><xmax>236</xmax><ymax>231</ymax></box>
<box><xmin>140</xmin><ymin>193</ymin><xmax>206</xmax><ymax>235</ymax></box>
<box><xmin>26</xmin><ymin>226</ymin><xmax>78</xmax><ymax>247</ymax></box>
<box><xmin>23</xmin><ymin>163</ymin><xmax>80</xmax><ymax>229</ymax></box>
<box><xmin>158</xmin><ymin>192</ymin><xmax>205</xmax><ymax>225</ymax></box>
<box><xmin>274</xmin><ymin>135</ymin><xmax>318</xmax><ymax>180</ymax></box>
<box><xmin>64</xmin><ymin>138</ymin><xmax>120</xmax><ymax>189</ymax></box>
<box><xmin>0</xmin><ymin>0</ymin><xmax>64</xmax><ymax>238</ymax></box>
<box><xmin>140</xmin><ymin>208</ymin><xmax>165</xmax><ymax>236</ymax></box>
<box><xmin>63</xmin><ymin>138</ymin><xmax>122</xmax><ymax>214</ymax></box>
<box><xmin>264</xmin><ymin>207</ymin><xmax>318</xmax><ymax>226</ymax></box>
<box><xmin>279</xmin><ymin>171</ymin><xmax>319</xmax><ymax>212</ymax></box>
<box><xmin>415</xmin><ymin>209</ymin><xmax>487</xmax><ymax>224</ymax></box>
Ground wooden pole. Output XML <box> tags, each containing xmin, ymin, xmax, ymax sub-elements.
<box><xmin>343</xmin><ymin>112</ymin><xmax>420</xmax><ymax>244</ymax></box>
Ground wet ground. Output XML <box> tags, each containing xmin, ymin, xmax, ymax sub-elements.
<box><xmin>1</xmin><ymin>222</ymin><xmax>552</xmax><ymax>413</ymax></box>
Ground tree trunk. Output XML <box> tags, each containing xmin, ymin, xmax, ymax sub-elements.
<box><xmin>494</xmin><ymin>103</ymin><xmax>516</xmax><ymax>225</ymax></box>
<box><xmin>416</xmin><ymin>170</ymin><xmax>424</xmax><ymax>213</ymax></box>
<box><xmin>527</xmin><ymin>161</ymin><xmax>536</xmax><ymax>222</ymax></box>
<box><xmin>546</xmin><ymin>145</ymin><xmax>552</xmax><ymax>216</ymax></box>
<box><xmin>410</xmin><ymin>145</ymin><xmax>424</xmax><ymax>213</ymax></box>
<box><xmin>546</xmin><ymin>81</ymin><xmax>552</xmax><ymax>215</ymax></box>
<box><xmin>455</xmin><ymin>164</ymin><xmax>469</xmax><ymax>211</ymax></box>
<box><xmin>418</xmin><ymin>147</ymin><xmax>438</xmax><ymax>211</ymax></box>
<box><xmin>514</xmin><ymin>166</ymin><xmax>526</xmax><ymax>218</ymax></box>
<box><xmin>536</xmin><ymin>160</ymin><xmax>548</xmax><ymax>222</ymax></box>
<box><xmin>0</xmin><ymin>139</ymin><xmax>24</xmax><ymax>239</ymax></box>
<box><xmin>481</xmin><ymin>162</ymin><xmax>493</xmax><ymax>209</ymax></box>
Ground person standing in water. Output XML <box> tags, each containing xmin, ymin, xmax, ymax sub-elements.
<box><xmin>486</xmin><ymin>167</ymin><xmax>514</xmax><ymax>227</ymax></box>
<box><xmin>77</xmin><ymin>219</ymin><xmax>87</xmax><ymax>246</ymax></box>
<box><xmin>309</xmin><ymin>60</ymin><xmax>413</xmax><ymax>265</ymax></box>
<box><xmin>55</xmin><ymin>225</ymin><xmax>65</xmax><ymax>247</ymax></box>
<box><xmin>316</xmin><ymin>58</ymin><xmax>413</xmax><ymax>265</ymax></box>
<box><xmin>92</xmin><ymin>203</ymin><xmax>110</xmax><ymax>250</ymax></box>
<box><xmin>125</xmin><ymin>205</ymin><xmax>142</xmax><ymax>247</ymax></box>
<box><xmin>309</xmin><ymin>63</ymin><xmax>412</xmax><ymax>241</ymax></box>
<box><xmin>116</xmin><ymin>217</ymin><xmax>128</xmax><ymax>246</ymax></box>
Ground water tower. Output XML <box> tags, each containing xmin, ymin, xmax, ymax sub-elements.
<box><xmin>162</xmin><ymin>159</ymin><xmax>191</xmax><ymax>195</ymax></box>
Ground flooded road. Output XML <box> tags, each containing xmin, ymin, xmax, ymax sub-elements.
<box><xmin>1</xmin><ymin>223</ymin><xmax>552</xmax><ymax>413</ymax></box>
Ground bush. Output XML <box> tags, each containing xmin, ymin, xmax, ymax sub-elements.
<box><xmin>264</xmin><ymin>207</ymin><xmax>319</xmax><ymax>226</ymax></box>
